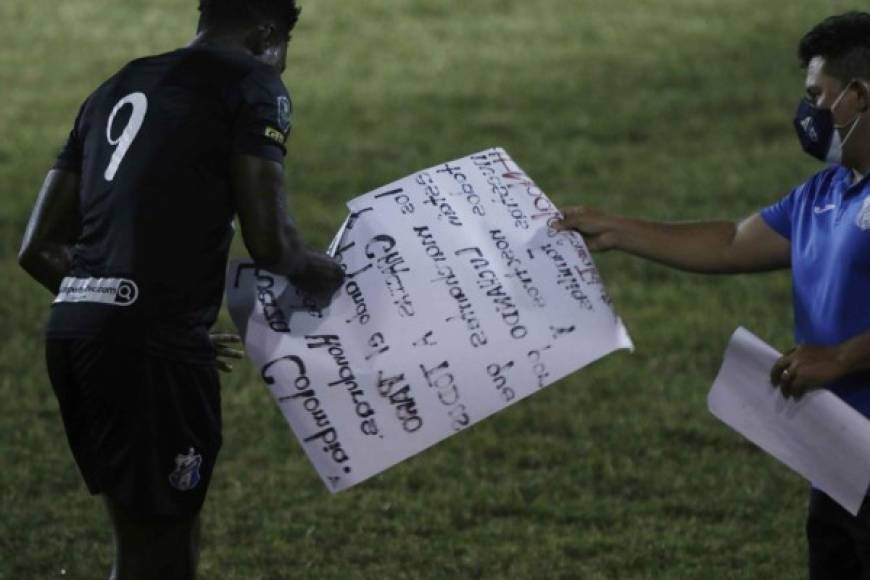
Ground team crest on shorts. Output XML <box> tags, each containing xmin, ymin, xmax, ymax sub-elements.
<box><xmin>857</xmin><ymin>197</ymin><xmax>870</xmax><ymax>231</ymax></box>
<box><xmin>168</xmin><ymin>448</ymin><xmax>202</xmax><ymax>492</ymax></box>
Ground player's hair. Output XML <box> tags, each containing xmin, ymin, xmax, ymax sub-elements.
<box><xmin>198</xmin><ymin>0</ymin><xmax>301</xmax><ymax>38</ymax></box>
<box><xmin>798</xmin><ymin>11</ymin><xmax>870</xmax><ymax>83</ymax></box>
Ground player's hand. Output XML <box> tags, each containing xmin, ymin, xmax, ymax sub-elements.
<box><xmin>769</xmin><ymin>344</ymin><xmax>846</xmax><ymax>399</ymax></box>
<box><xmin>210</xmin><ymin>333</ymin><xmax>244</xmax><ymax>373</ymax></box>
<box><xmin>554</xmin><ymin>206</ymin><xmax>621</xmax><ymax>252</ymax></box>
<box><xmin>289</xmin><ymin>250</ymin><xmax>345</xmax><ymax>303</ymax></box>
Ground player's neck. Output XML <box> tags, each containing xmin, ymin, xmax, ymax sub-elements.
<box><xmin>846</xmin><ymin>123</ymin><xmax>870</xmax><ymax>183</ymax></box>
<box><xmin>188</xmin><ymin>30</ymin><xmax>252</xmax><ymax>56</ymax></box>
<box><xmin>849</xmin><ymin>154</ymin><xmax>870</xmax><ymax>184</ymax></box>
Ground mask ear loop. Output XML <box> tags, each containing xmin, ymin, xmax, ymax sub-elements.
<box><xmin>833</xmin><ymin>81</ymin><xmax>866</xmax><ymax>150</ymax></box>
<box><xmin>831</xmin><ymin>81</ymin><xmax>854</xmax><ymax>113</ymax></box>
<box><xmin>832</xmin><ymin>81</ymin><xmax>865</xmax><ymax>127</ymax></box>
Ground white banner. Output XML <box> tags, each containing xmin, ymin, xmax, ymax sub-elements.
<box><xmin>709</xmin><ymin>327</ymin><xmax>870</xmax><ymax>515</ymax></box>
<box><xmin>227</xmin><ymin>147</ymin><xmax>633</xmax><ymax>492</ymax></box>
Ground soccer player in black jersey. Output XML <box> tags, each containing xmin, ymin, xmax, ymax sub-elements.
<box><xmin>17</xmin><ymin>1</ymin><xmax>344</xmax><ymax>577</ymax></box>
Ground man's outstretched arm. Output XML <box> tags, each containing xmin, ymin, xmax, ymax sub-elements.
<box><xmin>556</xmin><ymin>205</ymin><xmax>870</xmax><ymax>398</ymax></box>
<box><xmin>231</xmin><ymin>153</ymin><xmax>344</xmax><ymax>298</ymax></box>
<box><xmin>18</xmin><ymin>169</ymin><xmax>81</xmax><ymax>294</ymax></box>
<box><xmin>556</xmin><ymin>207</ymin><xmax>791</xmax><ymax>274</ymax></box>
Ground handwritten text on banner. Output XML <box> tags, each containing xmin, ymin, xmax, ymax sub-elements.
<box><xmin>226</xmin><ymin>148</ymin><xmax>633</xmax><ymax>492</ymax></box>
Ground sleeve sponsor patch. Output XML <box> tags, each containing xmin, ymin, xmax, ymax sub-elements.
<box><xmin>265</xmin><ymin>126</ymin><xmax>287</xmax><ymax>145</ymax></box>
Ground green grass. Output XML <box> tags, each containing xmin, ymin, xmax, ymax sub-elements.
<box><xmin>0</xmin><ymin>0</ymin><xmax>846</xmax><ymax>577</ymax></box>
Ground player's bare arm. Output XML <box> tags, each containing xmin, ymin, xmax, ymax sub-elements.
<box><xmin>231</xmin><ymin>153</ymin><xmax>344</xmax><ymax>298</ymax></box>
<box><xmin>18</xmin><ymin>169</ymin><xmax>81</xmax><ymax>294</ymax></box>
<box><xmin>771</xmin><ymin>332</ymin><xmax>870</xmax><ymax>399</ymax></box>
<box><xmin>556</xmin><ymin>207</ymin><xmax>791</xmax><ymax>274</ymax></box>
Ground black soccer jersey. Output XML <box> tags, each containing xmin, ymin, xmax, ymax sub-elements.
<box><xmin>47</xmin><ymin>45</ymin><xmax>293</xmax><ymax>361</ymax></box>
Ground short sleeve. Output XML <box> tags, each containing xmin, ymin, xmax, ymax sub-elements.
<box><xmin>760</xmin><ymin>187</ymin><xmax>800</xmax><ymax>240</ymax></box>
<box><xmin>232</xmin><ymin>67</ymin><xmax>292</xmax><ymax>164</ymax></box>
<box><xmin>53</xmin><ymin>99</ymin><xmax>89</xmax><ymax>173</ymax></box>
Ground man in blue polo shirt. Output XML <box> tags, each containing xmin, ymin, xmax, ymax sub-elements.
<box><xmin>557</xmin><ymin>11</ymin><xmax>870</xmax><ymax>579</ymax></box>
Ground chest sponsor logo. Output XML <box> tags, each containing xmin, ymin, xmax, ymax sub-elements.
<box><xmin>168</xmin><ymin>448</ymin><xmax>203</xmax><ymax>492</ymax></box>
<box><xmin>54</xmin><ymin>277</ymin><xmax>139</xmax><ymax>306</ymax></box>
<box><xmin>856</xmin><ymin>197</ymin><xmax>870</xmax><ymax>231</ymax></box>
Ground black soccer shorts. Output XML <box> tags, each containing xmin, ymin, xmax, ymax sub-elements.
<box><xmin>807</xmin><ymin>488</ymin><xmax>870</xmax><ymax>580</ymax></box>
<box><xmin>45</xmin><ymin>337</ymin><xmax>222</xmax><ymax>519</ymax></box>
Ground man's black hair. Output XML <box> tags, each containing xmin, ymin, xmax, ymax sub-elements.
<box><xmin>799</xmin><ymin>11</ymin><xmax>870</xmax><ymax>83</ymax></box>
<box><xmin>198</xmin><ymin>0</ymin><xmax>301</xmax><ymax>37</ymax></box>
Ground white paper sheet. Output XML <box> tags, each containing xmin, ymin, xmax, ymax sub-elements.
<box><xmin>708</xmin><ymin>327</ymin><xmax>870</xmax><ymax>515</ymax></box>
<box><xmin>227</xmin><ymin>147</ymin><xmax>633</xmax><ymax>492</ymax></box>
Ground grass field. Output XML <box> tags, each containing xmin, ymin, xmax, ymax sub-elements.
<box><xmin>0</xmin><ymin>0</ymin><xmax>854</xmax><ymax>578</ymax></box>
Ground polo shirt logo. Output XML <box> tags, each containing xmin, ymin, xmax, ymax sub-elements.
<box><xmin>857</xmin><ymin>198</ymin><xmax>870</xmax><ymax>231</ymax></box>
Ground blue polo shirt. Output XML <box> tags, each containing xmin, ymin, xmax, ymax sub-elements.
<box><xmin>761</xmin><ymin>165</ymin><xmax>870</xmax><ymax>418</ymax></box>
